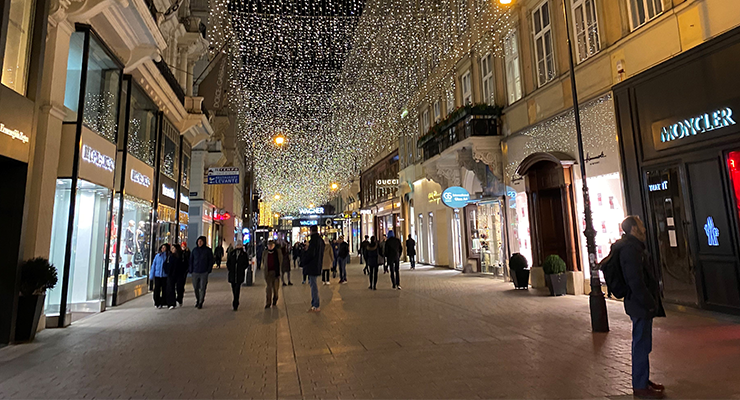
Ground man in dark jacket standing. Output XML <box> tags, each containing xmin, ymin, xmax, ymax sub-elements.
<box><xmin>226</xmin><ymin>244</ymin><xmax>248</xmax><ymax>310</ymax></box>
<box><xmin>189</xmin><ymin>236</ymin><xmax>214</xmax><ymax>309</ymax></box>
<box><xmin>384</xmin><ymin>230</ymin><xmax>402</xmax><ymax>289</ymax></box>
<box><xmin>337</xmin><ymin>236</ymin><xmax>350</xmax><ymax>283</ymax></box>
<box><xmin>406</xmin><ymin>235</ymin><xmax>416</xmax><ymax>270</ymax></box>
<box><xmin>301</xmin><ymin>225</ymin><xmax>324</xmax><ymax>312</ymax></box>
<box><xmin>618</xmin><ymin>216</ymin><xmax>666</xmax><ymax>399</ymax></box>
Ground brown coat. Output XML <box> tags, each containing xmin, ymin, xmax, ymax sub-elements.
<box><xmin>321</xmin><ymin>239</ymin><xmax>334</xmax><ymax>270</ymax></box>
<box><xmin>261</xmin><ymin>248</ymin><xmax>283</xmax><ymax>279</ymax></box>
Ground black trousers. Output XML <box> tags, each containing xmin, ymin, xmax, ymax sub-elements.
<box><xmin>368</xmin><ymin>265</ymin><xmax>379</xmax><ymax>288</ymax></box>
<box><xmin>388</xmin><ymin>258</ymin><xmax>400</xmax><ymax>287</ymax></box>
<box><xmin>175</xmin><ymin>273</ymin><xmax>187</xmax><ymax>304</ymax></box>
<box><xmin>322</xmin><ymin>270</ymin><xmax>331</xmax><ymax>282</ymax></box>
<box><xmin>383</xmin><ymin>259</ymin><xmax>388</xmax><ymax>273</ymax></box>
<box><xmin>154</xmin><ymin>277</ymin><xmax>175</xmax><ymax>307</ymax></box>
<box><xmin>409</xmin><ymin>255</ymin><xmax>416</xmax><ymax>269</ymax></box>
<box><xmin>231</xmin><ymin>282</ymin><xmax>241</xmax><ymax>309</ymax></box>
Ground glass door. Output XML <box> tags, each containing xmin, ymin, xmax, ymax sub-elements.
<box><xmin>417</xmin><ymin>213</ymin><xmax>424</xmax><ymax>263</ymax></box>
<box><xmin>428</xmin><ymin>212</ymin><xmax>435</xmax><ymax>264</ymax></box>
<box><xmin>452</xmin><ymin>209</ymin><xmax>463</xmax><ymax>270</ymax></box>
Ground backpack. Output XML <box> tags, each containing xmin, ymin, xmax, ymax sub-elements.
<box><xmin>600</xmin><ymin>241</ymin><xmax>630</xmax><ymax>299</ymax></box>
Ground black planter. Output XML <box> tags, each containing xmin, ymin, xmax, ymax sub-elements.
<box><xmin>546</xmin><ymin>274</ymin><xmax>567</xmax><ymax>296</ymax></box>
<box><xmin>15</xmin><ymin>294</ymin><xmax>45</xmax><ymax>342</ymax></box>
<box><xmin>512</xmin><ymin>269</ymin><xmax>530</xmax><ymax>289</ymax></box>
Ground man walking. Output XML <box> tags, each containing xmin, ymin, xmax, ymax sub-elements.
<box><xmin>616</xmin><ymin>216</ymin><xmax>666</xmax><ymax>399</ymax></box>
<box><xmin>384</xmin><ymin>230</ymin><xmax>402</xmax><ymax>289</ymax></box>
<box><xmin>300</xmin><ymin>225</ymin><xmax>324</xmax><ymax>312</ymax></box>
<box><xmin>331</xmin><ymin>238</ymin><xmax>339</xmax><ymax>278</ymax></box>
<box><xmin>337</xmin><ymin>236</ymin><xmax>350</xmax><ymax>284</ymax></box>
<box><xmin>360</xmin><ymin>235</ymin><xmax>369</xmax><ymax>272</ymax></box>
<box><xmin>262</xmin><ymin>240</ymin><xmax>283</xmax><ymax>308</ymax></box>
<box><xmin>379</xmin><ymin>233</ymin><xmax>387</xmax><ymax>273</ymax></box>
<box><xmin>406</xmin><ymin>234</ymin><xmax>416</xmax><ymax>270</ymax></box>
<box><xmin>189</xmin><ymin>236</ymin><xmax>213</xmax><ymax>309</ymax></box>
<box><xmin>226</xmin><ymin>244</ymin><xmax>248</xmax><ymax>310</ymax></box>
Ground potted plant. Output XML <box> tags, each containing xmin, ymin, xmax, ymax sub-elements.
<box><xmin>509</xmin><ymin>253</ymin><xmax>529</xmax><ymax>290</ymax></box>
<box><xmin>15</xmin><ymin>258</ymin><xmax>57</xmax><ymax>342</ymax></box>
<box><xmin>543</xmin><ymin>255</ymin><xmax>567</xmax><ymax>296</ymax></box>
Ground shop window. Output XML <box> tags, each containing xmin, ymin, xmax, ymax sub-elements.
<box><xmin>433</xmin><ymin>100</ymin><xmax>441</xmax><ymax>123</ymax></box>
<box><xmin>63</xmin><ymin>33</ymin><xmax>85</xmax><ymax>117</ymax></box>
<box><xmin>532</xmin><ymin>0</ymin><xmax>556</xmax><ymax>87</ymax></box>
<box><xmin>628</xmin><ymin>0</ymin><xmax>663</xmax><ymax>30</ymax></box>
<box><xmin>452</xmin><ymin>209</ymin><xmax>463</xmax><ymax>269</ymax></box>
<box><xmin>128</xmin><ymin>84</ymin><xmax>158</xmax><ymax>166</ymax></box>
<box><xmin>473</xmin><ymin>201</ymin><xmax>505</xmax><ymax>275</ymax></box>
<box><xmin>421</xmin><ymin>109</ymin><xmax>430</xmax><ymax>135</ymax></box>
<box><xmin>480</xmin><ymin>53</ymin><xmax>494</xmax><ymax>105</ymax></box>
<box><xmin>1</xmin><ymin>0</ymin><xmax>35</xmax><ymax>95</ymax></box>
<box><xmin>512</xmin><ymin>191</ymin><xmax>533</xmax><ymax>267</ymax></box>
<box><xmin>461</xmin><ymin>71</ymin><xmax>472</xmax><ymax>105</ymax></box>
<box><xmin>161</xmin><ymin>126</ymin><xmax>179</xmax><ymax>179</ymax></box>
<box><xmin>417</xmin><ymin>213</ymin><xmax>424</xmax><ymax>262</ymax></box>
<box><xmin>729</xmin><ymin>152</ymin><xmax>740</xmax><ymax>224</ymax></box>
<box><xmin>157</xmin><ymin>204</ymin><xmax>178</xmax><ymax>248</ymax></box>
<box><xmin>179</xmin><ymin>211</ymin><xmax>189</xmax><ymax>247</ymax></box>
<box><xmin>46</xmin><ymin>180</ymin><xmax>110</xmax><ymax>316</ymax></box>
<box><xmin>504</xmin><ymin>30</ymin><xmax>523</xmax><ymax>105</ymax></box>
<box><xmin>446</xmin><ymin>84</ymin><xmax>455</xmax><ymax>115</ymax></box>
<box><xmin>109</xmin><ymin>195</ymin><xmax>152</xmax><ymax>288</ymax></box>
<box><xmin>572</xmin><ymin>0</ymin><xmax>600</xmax><ymax>63</ymax></box>
<box><xmin>83</xmin><ymin>36</ymin><xmax>121</xmax><ymax>143</ymax></box>
<box><xmin>428</xmin><ymin>212</ymin><xmax>435</xmax><ymax>264</ymax></box>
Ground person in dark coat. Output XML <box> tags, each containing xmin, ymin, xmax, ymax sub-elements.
<box><xmin>365</xmin><ymin>236</ymin><xmax>379</xmax><ymax>290</ymax></box>
<box><xmin>227</xmin><ymin>244</ymin><xmax>249</xmax><ymax>310</ymax></box>
<box><xmin>384</xmin><ymin>230</ymin><xmax>402</xmax><ymax>289</ymax></box>
<box><xmin>331</xmin><ymin>239</ymin><xmax>339</xmax><ymax>278</ymax></box>
<box><xmin>292</xmin><ymin>241</ymin><xmax>303</xmax><ymax>269</ymax></box>
<box><xmin>169</xmin><ymin>244</ymin><xmax>187</xmax><ymax>308</ymax></box>
<box><xmin>214</xmin><ymin>242</ymin><xmax>224</xmax><ymax>269</ymax></box>
<box><xmin>406</xmin><ymin>235</ymin><xmax>416</xmax><ymax>270</ymax></box>
<box><xmin>360</xmin><ymin>235</ymin><xmax>369</xmax><ymax>271</ymax></box>
<box><xmin>379</xmin><ymin>234</ymin><xmax>387</xmax><ymax>273</ymax></box>
<box><xmin>189</xmin><ymin>236</ymin><xmax>214</xmax><ymax>309</ymax></box>
<box><xmin>262</xmin><ymin>240</ymin><xmax>283</xmax><ymax>308</ymax></box>
<box><xmin>617</xmin><ymin>216</ymin><xmax>666</xmax><ymax>399</ymax></box>
<box><xmin>337</xmin><ymin>236</ymin><xmax>350</xmax><ymax>283</ymax></box>
<box><xmin>256</xmin><ymin>240</ymin><xmax>265</xmax><ymax>270</ymax></box>
<box><xmin>177</xmin><ymin>243</ymin><xmax>191</xmax><ymax>306</ymax></box>
<box><xmin>300</xmin><ymin>225</ymin><xmax>323</xmax><ymax>311</ymax></box>
<box><xmin>280</xmin><ymin>240</ymin><xmax>293</xmax><ymax>286</ymax></box>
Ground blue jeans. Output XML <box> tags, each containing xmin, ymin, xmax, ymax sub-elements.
<box><xmin>338</xmin><ymin>256</ymin><xmax>347</xmax><ymax>281</ymax></box>
<box><xmin>308</xmin><ymin>275</ymin><xmax>320</xmax><ymax>308</ymax></box>
<box><xmin>631</xmin><ymin>316</ymin><xmax>653</xmax><ymax>389</ymax></box>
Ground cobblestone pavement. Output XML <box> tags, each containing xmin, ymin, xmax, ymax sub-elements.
<box><xmin>1</xmin><ymin>258</ymin><xmax>740</xmax><ymax>399</ymax></box>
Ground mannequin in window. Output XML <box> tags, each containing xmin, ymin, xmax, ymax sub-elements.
<box><xmin>124</xmin><ymin>220</ymin><xmax>135</xmax><ymax>279</ymax></box>
<box><xmin>136</xmin><ymin>221</ymin><xmax>147</xmax><ymax>277</ymax></box>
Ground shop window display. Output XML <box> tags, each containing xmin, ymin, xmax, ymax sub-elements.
<box><xmin>471</xmin><ymin>201</ymin><xmax>505</xmax><ymax>275</ymax></box>
<box><xmin>179</xmin><ymin>211</ymin><xmax>189</xmax><ymax>247</ymax></box>
<box><xmin>157</xmin><ymin>204</ymin><xmax>177</xmax><ymax>247</ymax></box>
<box><xmin>127</xmin><ymin>85</ymin><xmax>157</xmax><ymax>166</ymax></box>
<box><xmin>47</xmin><ymin>180</ymin><xmax>110</xmax><ymax>315</ymax></box>
<box><xmin>729</xmin><ymin>152</ymin><xmax>740</xmax><ymax>223</ymax></box>
<box><xmin>109</xmin><ymin>195</ymin><xmax>152</xmax><ymax>286</ymax></box>
<box><xmin>512</xmin><ymin>191</ymin><xmax>533</xmax><ymax>267</ymax></box>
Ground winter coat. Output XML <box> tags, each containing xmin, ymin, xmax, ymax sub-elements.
<box><xmin>214</xmin><ymin>245</ymin><xmax>224</xmax><ymax>260</ymax></box>
<box><xmin>149</xmin><ymin>252</ymin><xmax>169</xmax><ymax>279</ymax></box>
<box><xmin>227</xmin><ymin>248</ymin><xmax>249</xmax><ymax>284</ymax></box>
<box><xmin>179</xmin><ymin>249</ymin><xmax>191</xmax><ymax>277</ymax></box>
<box><xmin>261</xmin><ymin>248</ymin><xmax>283</xmax><ymax>279</ymax></box>
<box><xmin>189</xmin><ymin>237</ymin><xmax>214</xmax><ymax>274</ymax></box>
<box><xmin>406</xmin><ymin>238</ymin><xmax>416</xmax><ymax>256</ymax></box>
<box><xmin>280</xmin><ymin>244</ymin><xmax>291</xmax><ymax>273</ymax></box>
<box><xmin>378</xmin><ymin>240</ymin><xmax>386</xmax><ymax>264</ymax></box>
<box><xmin>168</xmin><ymin>253</ymin><xmax>183</xmax><ymax>277</ymax></box>
<box><xmin>365</xmin><ymin>243</ymin><xmax>379</xmax><ymax>268</ymax></box>
<box><xmin>300</xmin><ymin>233</ymin><xmax>324</xmax><ymax>276</ymax></box>
<box><xmin>322</xmin><ymin>239</ymin><xmax>335</xmax><ymax>270</ymax></box>
<box><xmin>618</xmin><ymin>234</ymin><xmax>666</xmax><ymax>319</ymax></box>
<box><xmin>338</xmin><ymin>241</ymin><xmax>350</xmax><ymax>258</ymax></box>
<box><xmin>384</xmin><ymin>235</ymin><xmax>402</xmax><ymax>261</ymax></box>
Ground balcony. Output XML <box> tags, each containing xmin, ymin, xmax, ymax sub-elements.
<box><xmin>154</xmin><ymin>59</ymin><xmax>186</xmax><ymax>105</ymax></box>
<box><xmin>418</xmin><ymin>104</ymin><xmax>501</xmax><ymax>162</ymax></box>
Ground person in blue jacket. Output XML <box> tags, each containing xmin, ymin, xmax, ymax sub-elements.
<box><xmin>150</xmin><ymin>243</ymin><xmax>172</xmax><ymax>309</ymax></box>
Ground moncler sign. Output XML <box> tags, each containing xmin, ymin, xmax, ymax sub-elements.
<box><xmin>660</xmin><ymin>107</ymin><xmax>735</xmax><ymax>143</ymax></box>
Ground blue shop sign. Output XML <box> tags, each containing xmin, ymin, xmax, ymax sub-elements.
<box><xmin>442</xmin><ymin>186</ymin><xmax>471</xmax><ymax>208</ymax></box>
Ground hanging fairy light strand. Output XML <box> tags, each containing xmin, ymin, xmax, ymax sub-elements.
<box><xmin>210</xmin><ymin>0</ymin><xmax>513</xmax><ymax>212</ymax></box>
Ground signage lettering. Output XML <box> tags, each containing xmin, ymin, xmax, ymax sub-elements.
<box><xmin>0</xmin><ymin>123</ymin><xmax>29</xmax><ymax>143</ymax></box>
<box><xmin>660</xmin><ymin>107</ymin><xmax>736</xmax><ymax>143</ymax></box>
<box><xmin>648</xmin><ymin>181</ymin><xmax>668</xmax><ymax>192</ymax></box>
<box><xmin>428</xmin><ymin>191</ymin><xmax>441</xmax><ymax>204</ymax></box>
<box><xmin>376</xmin><ymin>179</ymin><xmax>399</xmax><ymax>186</ymax></box>
<box><xmin>81</xmin><ymin>144</ymin><xmax>115</xmax><ymax>172</ymax></box>
<box><xmin>360</xmin><ymin>209</ymin><xmax>372</xmax><ymax>215</ymax></box>
<box><xmin>704</xmin><ymin>216</ymin><xmax>720</xmax><ymax>247</ymax></box>
<box><xmin>300</xmin><ymin>220</ymin><xmax>318</xmax><ymax>226</ymax></box>
<box><xmin>442</xmin><ymin>186</ymin><xmax>471</xmax><ymax>209</ymax></box>
<box><xmin>180</xmin><ymin>192</ymin><xmax>189</xmax><ymax>205</ymax></box>
<box><xmin>207</xmin><ymin>167</ymin><xmax>240</xmax><ymax>185</ymax></box>
<box><xmin>130</xmin><ymin>169</ymin><xmax>151</xmax><ymax>187</ymax></box>
<box><xmin>299</xmin><ymin>207</ymin><xmax>324</xmax><ymax>215</ymax></box>
<box><xmin>162</xmin><ymin>184</ymin><xmax>175</xmax><ymax>199</ymax></box>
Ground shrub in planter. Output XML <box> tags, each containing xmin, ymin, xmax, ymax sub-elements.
<box><xmin>15</xmin><ymin>258</ymin><xmax>57</xmax><ymax>342</ymax></box>
<box><xmin>542</xmin><ymin>255</ymin><xmax>567</xmax><ymax>296</ymax></box>
<box><xmin>509</xmin><ymin>253</ymin><xmax>530</xmax><ymax>290</ymax></box>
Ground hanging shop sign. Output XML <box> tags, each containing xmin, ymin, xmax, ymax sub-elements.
<box><xmin>653</xmin><ymin>106</ymin><xmax>737</xmax><ymax>150</ymax></box>
<box><xmin>428</xmin><ymin>191</ymin><xmax>442</xmax><ymax>204</ymax></box>
<box><xmin>122</xmin><ymin>154</ymin><xmax>154</xmax><ymax>200</ymax></box>
<box><xmin>376</xmin><ymin>179</ymin><xmax>399</xmax><ymax>186</ymax></box>
<box><xmin>180</xmin><ymin>192</ymin><xmax>189</xmax><ymax>206</ymax></box>
<box><xmin>159</xmin><ymin>174</ymin><xmax>177</xmax><ymax>208</ymax></box>
<box><xmin>298</xmin><ymin>220</ymin><xmax>318</xmax><ymax>226</ymax></box>
<box><xmin>0</xmin><ymin>123</ymin><xmax>29</xmax><ymax>144</ymax></box>
<box><xmin>441</xmin><ymin>186</ymin><xmax>471</xmax><ymax>209</ymax></box>
<box><xmin>207</xmin><ymin>167</ymin><xmax>240</xmax><ymax>184</ymax></box>
<box><xmin>59</xmin><ymin>125</ymin><xmax>116</xmax><ymax>188</ymax></box>
<box><xmin>299</xmin><ymin>207</ymin><xmax>324</xmax><ymax>215</ymax></box>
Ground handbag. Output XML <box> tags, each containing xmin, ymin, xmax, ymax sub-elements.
<box><xmin>134</xmin><ymin>251</ymin><xmax>144</xmax><ymax>264</ymax></box>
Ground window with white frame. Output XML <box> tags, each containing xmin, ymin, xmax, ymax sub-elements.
<box><xmin>628</xmin><ymin>0</ymin><xmax>664</xmax><ymax>30</ymax></box>
<box><xmin>447</xmin><ymin>85</ymin><xmax>455</xmax><ymax>114</ymax></box>
<box><xmin>572</xmin><ymin>0</ymin><xmax>600</xmax><ymax>62</ymax></box>
<box><xmin>504</xmin><ymin>30</ymin><xmax>523</xmax><ymax>104</ymax></box>
<box><xmin>433</xmin><ymin>100</ymin><xmax>441</xmax><ymax>123</ymax></box>
<box><xmin>422</xmin><ymin>109</ymin><xmax>430</xmax><ymax>135</ymax></box>
<box><xmin>1</xmin><ymin>0</ymin><xmax>35</xmax><ymax>95</ymax></box>
<box><xmin>532</xmin><ymin>0</ymin><xmax>556</xmax><ymax>87</ymax></box>
<box><xmin>480</xmin><ymin>53</ymin><xmax>494</xmax><ymax>105</ymax></box>
<box><xmin>461</xmin><ymin>71</ymin><xmax>472</xmax><ymax>105</ymax></box>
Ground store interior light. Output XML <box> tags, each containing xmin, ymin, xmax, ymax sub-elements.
<box><xmin>499</xmin><ymin>0</ymin><xmax>513</xmax><ymax>4</ymax></box>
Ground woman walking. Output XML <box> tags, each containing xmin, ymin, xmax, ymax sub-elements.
<box><xmin>150</xmin><ymin>243</ymin><xmax>174</xmax><ymax>309</ymax></box>
<box><xmin>365</xmin><ymin>236</ymin><xmax>380</xmax><ymax>290</ymax></box>
<box><xmin>321</xmin><ymin>236</ymin><xmax>334</xmax><ymax>285</ymax></box>
<box><xmin>168</xmin><ymin>244</ymin><xmax>185</xmax><ymax>308</ymax></box>
<box><xmin>281</xmin><ymin>239</ymin><xmax>293</xmax><ymax>286</ymax></box>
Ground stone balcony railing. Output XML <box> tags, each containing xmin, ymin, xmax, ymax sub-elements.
<box><xmin>418</xmin><ymin>104</ymin><xmax>501</xmax><ymax>162</ymax></box>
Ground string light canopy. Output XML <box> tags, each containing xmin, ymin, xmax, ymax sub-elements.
<box><xmin>211</xmin><ymin>0</ymin><xmax>514</xmax><ymax>213</ymax></box>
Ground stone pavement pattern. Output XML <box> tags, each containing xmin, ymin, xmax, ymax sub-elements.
<box><xmin>1</xmin><ymin>259</ymin><xmax>739</xmax><ymax>399</ymax></box>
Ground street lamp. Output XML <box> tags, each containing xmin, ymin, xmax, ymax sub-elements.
<box><xmin>331</xmin><ymin>183</ymin><xmax>339</xmax><ymax>190</ymax></box>
<box><xmin>498</xmin><ymin>0</ymin><xmax>608</xmax><ymax>332</ymax></box>
<box><xmin>274</xmin><ymin>135</ymin><xmax>285</xmax><ymax>146</ymax></box>
<box><xmin>274</xmin><ymin>194</ymin><xmax>281</xmax><ymax>200</ymax></box>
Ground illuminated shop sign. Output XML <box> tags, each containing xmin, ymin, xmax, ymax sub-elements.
<box><xmin>162</xmin><ymin>184</ymin><xmax>176</xmax><ymax>199</ymax></box>
<box><xmin>299</xmin><ymin>220</ymin><xmax>318</xmax><ymax>226</ymax></box>
<box><xmin>442</xmin><ymin>186</ymin><xmax>471</xmax><ymax>209</ymax></box>
<box><xmin>660</xmin><ymin>107</ymin><xmax>736</xmax><ymax>143</ymax></box>
<box><xmin>180</xmin><ymin>192</ymin><xmax>189</xmax><ymax>205</ymax></box>
<box><xmin>360</xmin><ymin>209</ymin><xmax>372</xmax><ymax>215</ymax></box>
<box><xmin>81</xmin><ymin>144</ymin><xmax>115</xmax><ymax>172</ymax></box>
<box><xmin>376</xmin><ymin>179</ymin><xmax>399</xmax><ymax>186</ymax></box>
<box><xmin>299</xmin><ymin>207</ymin><xmax>324</xmax><ymax>215</ymax></box>
<box><xmin>0</xmin><ymin>123</ymin><xmax>29</xmax><ymax>143</ymax></box>
<box><xmin>428</xmin><ymin>191</ymin><xmax>441</xmax><ymax>204</ymax></box>
<box><xmin>648</xmin><ymin>181</ymin><xmax>668</xmax><ymax>192</ymax></box>
<box><xmin>130</xmin><ymin>169</ymin><xmax>151</xmax><ymax>187</ymax></box>
<box><xmin>704</xmin><ymin>216</ymin><xmax>720</xmax><ymax>247</ymax></box>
